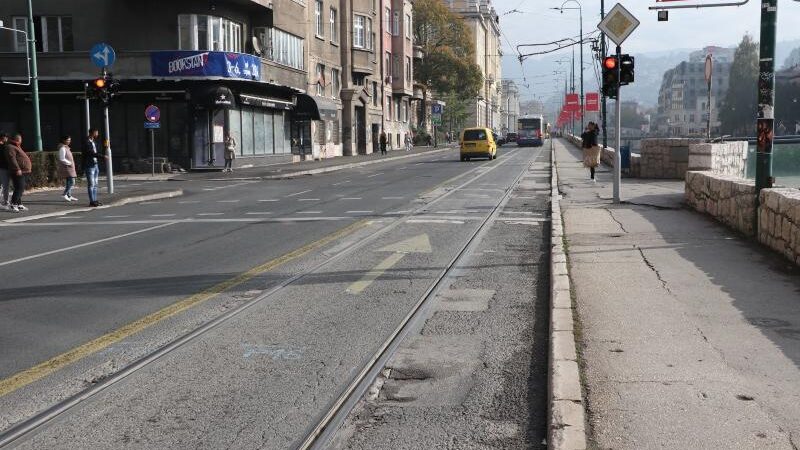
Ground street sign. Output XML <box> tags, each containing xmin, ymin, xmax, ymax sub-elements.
<box><xmin>598</xmin><ymin>4</ymin><xmax>640</xmax><ymax>46</ymax></box>
<box><xmin>90</xmin><ymin>43</ymin><xmax>116</xmax><ymax>68</ymax></box>
<box><xmin>431</xmin><ymin>115</ymin><xmax>442</xmax><ymax>126</ymax></box>
<box><xmin>145</xmin><ymin>104</ymin><xmax>161</xmax><ymax>123</ymax></box>
<box><xmin>144</xmin><ymin>121</ymin><xmax>161</xmax><ymax>129</ymax></box>
<box><xmin>431</xmin><ymin>104</ymin><xmax>443</xmax><ymax>114</ymax></box>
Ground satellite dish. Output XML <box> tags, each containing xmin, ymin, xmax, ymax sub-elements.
<box><xmin>252</xmin><ymin>36</ymin><xmax>263</xmax><ymax>57</ymax></box>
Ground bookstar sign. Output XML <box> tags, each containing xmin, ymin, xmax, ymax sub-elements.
<box><xmin>151</xmin><ymin>51</ymin><xmax>261</xmax><ymax>80</ymax></box>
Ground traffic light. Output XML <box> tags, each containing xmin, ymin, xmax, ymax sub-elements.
<box><xmin>601</xmin><ymin>56</ymin><xmax>618</xmax><ymax>99</ymax></box>
<box><xmin>90</xmin><ymin>73</ymin><xmax>120</xmax><ymax>105</ymax></box>
<box><xmin>620</xmin><ymin>54</ymin><xmax>635</xmax><ymax>85</ymax></box>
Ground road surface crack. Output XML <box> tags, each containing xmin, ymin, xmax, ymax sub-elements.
<box><xmin>636</xmin><ymin>246</ymin><xmax>673</xmax><ymax>295</ymax></box>
<box><xmin>604</xmin><ymin>208</ymin><xmax>628</xmax><ymax>234</ymax></box>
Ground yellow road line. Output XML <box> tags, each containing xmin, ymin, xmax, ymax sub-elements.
<box><xmin>346</xmin><ymin>253</ymin><xmax>406</xmax><ymax>294</ymax></box>
<box><xmin>0</xmin><ymin>219</ymin><xmax>368</xmax><ymax>398</ymax></box>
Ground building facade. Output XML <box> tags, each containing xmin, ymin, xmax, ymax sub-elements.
<box><xmin>445</xmin><ymin>0</ymin><xmax>501</xmax><ymax>130</ymax></box>
<box><xmin>655</xmin><ymin>46</ymin><xmax>734</xmax><ymax>137</ymax></box>
<box><xmin>500</xmin><ymin>79</ymin><xmax>519</xmax><ymax>134</ymax></box>
<box><xmin>0</xmin><ymin>0</ymin><xmax>413</xmax><ymax>170</ymax></box>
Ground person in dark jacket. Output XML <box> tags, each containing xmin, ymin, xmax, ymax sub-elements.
<box><xmin>5</xmin><ymin>133</ymin><xmax>32</xmax><ymax>212</ymax></box>
<box><xmin>0</xmin><ymin>132</ymin><xmax>9</xmax><ymax>210</ymax></box>
<box><xmin>379</xmin><ymin>129</ymin><xmax>387</xmax><ymax>155</ymax></box>
<box><xmin>580</xmin><ymin>122</ymin><xmax>600</xmax><ymax>181</ymax></box>
<box><xmin>83</xmin><ymin>128</ymin><xmax>103</xmax><ymax>207</ymax></box>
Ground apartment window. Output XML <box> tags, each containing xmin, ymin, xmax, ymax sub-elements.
<box><xmin>406</xmin><ymin>56</ymin><xmax>411</xmax><ymax>81</ymax></box>
<box><xmin>395</xmin><ymin>99</ymin><xmax>401</xmax><ymax>121</ymax></box>
<box><xmin>256</xmin><ymin>27</ymin><xmax>305</xmax><ymax>70</ymax></box>
<box><xmin>331</xmin><ymin>68</ymin><xmax>340</xmax><ymax>99</ymax></box>
<box><xmin>393</xmin><ymin>55</ymin><xmax>401</xmax><ymax>78</ymax></box>
<box><xmin>315</xmin><ymin>1</ymin><xmax>324</xmax><ymax>37</ymax></box>
<box><xmin>316</xmin><ymin>63</ymin><xmax>325</xmax><ymax>96</ymax></box>
<box><xmin>393</xmin><ymin>11</ymin><xmax>400</xmax><ymax>36</ymax></box>
<box><xmin>402</xmin><ymin>100</ymin><xmax>408</xmax><ymax>122</ymax></box>
<box><xmin>372</xmin><ymin>81</ymin><xmax>379</xmax><ymax>106</ymax></box>
<box><xmin>387</xmin><ymin>96</ymin><xmax>392</xmax><ymax>118</ymax></box>
<box><xmin>405</xmin><ymin>14</ymin><xmax>412</xmax><ymax>39</ymax></box>
<box><xmin>385</xmin><ymin>7</ymin><xmax>391</xmax><ymax>33</ymax></box>
<box><xmin>385</xmin><ymin>52</ymin><xmax>392</xmax><ymax>81</ymax></box>
<box><xmin>366</xmin><ymin>18</ymin><xmax>373</xmax><ymax>50</ymax></box>
<box><xmin>13</xmin><ymin>16</ymin><xmax>73</xmax><ymax>52</ymax></box>
<box><xmin>330</xmin><ymin>8</ymin><xmax>338</xmax><ymax>43</ymax></box>
<box><xmin>353</xmin><ymin>15</ymin><xmax>365</xmax><ymax>48</ymax></box>
<box><xmin>178</xmin><ymin>14</ymin><xmax>242</xmax><ymax>52</ymax></box>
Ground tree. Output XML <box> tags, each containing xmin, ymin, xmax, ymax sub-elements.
<box><xmin>719</xmin><ymin>35</ymin><xmax>759</xmax><ymax>135</ymax></box>
<box><xmin>413</xmin><ymin>0</ymin><xmax>483</xmax><ymax>126</ymax></box>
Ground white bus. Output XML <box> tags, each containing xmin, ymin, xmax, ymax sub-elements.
<box><xmin>517</xmin><ymin>115</ymin><xmax>544</xmax><ymax>147</ymax></box>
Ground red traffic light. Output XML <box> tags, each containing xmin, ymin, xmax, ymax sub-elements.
<box><xmin>603</xmin><ymin>56</ymin><xmax>617</xmax><ymax>70</ymax></box>
<box><xmin>93</xmin><ymin>78</ymin><xmax>106</xmax><ymax>88</ymax></box>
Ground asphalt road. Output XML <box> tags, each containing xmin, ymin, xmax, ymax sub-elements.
<box><xmin>0</xmin><ymin>144</ymin><xmax>547</xmax><ymax>447</ymax></box>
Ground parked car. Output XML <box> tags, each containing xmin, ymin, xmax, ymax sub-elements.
<box><xmin>506</xmin><ymin>132</ymin><xmax>518</xmax><ymax>143</ymax></box>
<box><xmin>492</xmin><ymin>131</ymin><xmax>506</xmax><ymax>146</ymax></box>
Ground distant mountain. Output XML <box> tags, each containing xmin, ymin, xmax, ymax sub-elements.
<box><xmin>502</xmin><ymin>39</ymin><xmax>800</xmax><ymax>109</ymax></box>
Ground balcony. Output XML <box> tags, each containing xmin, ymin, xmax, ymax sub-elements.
<box><xmin>352</xmin><ymin>49</ymin><xmax>376</xmax><ymax>76</ymax></box>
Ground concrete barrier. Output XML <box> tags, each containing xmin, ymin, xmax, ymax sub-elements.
<box><xmin>549</xmin><ymin>141</ymin><xmax>587</xmax><ymax>450</ymax></box>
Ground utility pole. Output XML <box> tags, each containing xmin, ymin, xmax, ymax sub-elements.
<box><xmin>571</xmin><ymin>46</ymin><xmax>576</xmax><ymax>136</ymax></box>
<box><xmin>26</xmin><ymin>0</ymin><xmax>43</xmax><ymax>151</ymax></box>
<box><xmin>600</xmin><ymin>0</ymin><xmax>607</xmax><ymax>149</ymax></box>
<box><xmin>579</xmin><ymin>4</ymin><xmax>584</xmax><ymax>135</ymax></box>
<box><xmin>614</xmin><ymin>44</ymin><xmax>622</xmax><ymax>203</ymax></box>
<box><xmin>755</xmin><ymin>0</ymin><xmax>777</xmax><ymax>192</ymax></box>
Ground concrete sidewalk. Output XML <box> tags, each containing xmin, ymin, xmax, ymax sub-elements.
<box><xmin>554</xmin><ymin>139</ymin><xmax>800</xmax><ymax>449</ymax></box>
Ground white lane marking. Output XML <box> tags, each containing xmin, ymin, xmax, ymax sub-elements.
<box><xmin>0</xmin><ymin>222</ymin><xmax>178</xmax><ymax>268</ymax></box>
<box><xmin>286</xmin><ymin>189</ymin><xmax>312</xmax><ymax>197</ymax></box>
<box><xmin>217</xmin><ymin>200</ymin><xmax>240</xmax><ymax>203</ymax></box>
<box><xmin>245</xmin><ymin>212</ymin><xmax>273</xmax><ymax>215</ymax></box>
<box><xmin>340</xmin><ymin>197</ymin><xmax>362</xmax><ymax>200</ymax></box>
<box><xmin>258</xmin><ymin>199</ymin><xmax>279</xmax><ymax>202</ymax></box>
<box><xmin>178</xmin><ymin>201</ymin><xmax>200</xmax><ymax>204</ymax></box>
<box><xmin>298</xmin><ymin>198</ymin><xmax>320</xmax><ymax>201</ymax></box>
<box><xmin>381</xmin><ymin>196</ymin><xmax>404</xmax><ymax>200</ymax></box>
<box><xmin>140</xmin><ymin>201</ymin><xmax>161</xmax><ymax>205</ymax></box>
<box><xmin>332</xmin><ymin>180</ymin><xmax>351</xmax><ymax>186</ymax></box>
<box><xmin>298</xmin><ymin>211</ymin><xmax>322</xmax><ymax>214</ymax></box>
<box><xmin>366</xmin><ymin>172</ymin><xmax>384</xmax><ymax>178</ymax></box>
<box><xmin>514</xmin><ymin>196</ymin><xmax>539</xmax><ymax>199</ymax></box>
<box><xmin>103</xmin><ymin>215</ymin><xmax>130</xmax><ymax>218</ymax></box>
<box><xmin>5</xmin><ymin>217</ymin><xmax>351</xmax><ymax>226</ymax></box>
<box><xmin>398</xmin><ymin>167</ymin><xmax>408</xmax><ymax>170</ymax></box>
<box><xmin>202</xmin><ymin>188</ymin><xmax>216</xmax><ymax>191</ymax></box>
<box><xmin>346</xmin><ymin>211</ymin><xmax>373</xmax><ymax>214</ymax></box>
<box><xmin>383</xmin><ymin>210</ymin><xmax>412</xmax><ymax>215</ymax></box>
<box><xmin>414</xmin><ymin>162</ymin><xmax>424</xmax><ymax>165</ymax></box>
<box><xmin>197</xmin><ymin>213</ymin><xmax>225</xmax><ymax>216</ymax></box>
<box><xmin>151</xmin><ymin>214</ymin><xmax>176</xmax><ymax>217</ymax></box>
<box><xmin>407</xmin><ymin>219</ymin><xmax>465</xmax><ymax>224</ymax></box>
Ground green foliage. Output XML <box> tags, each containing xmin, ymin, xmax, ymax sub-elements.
<box><xmin>24</xmin><ymin>151</ymin><xmax>84</xmax><ymax>188</ymax></box>
<box><xmin>413</xmin><ymin>0</ymin><xmax>483</xmax><ymax>99</ymax></box>
<box><xmin>720</xmin><ymin>34</ymin><xmax>759</xmax><ymax>135</ymax></box>
<box><xmin>440</xmin><ymin>92</ymin><xmax>474</xmax><ymax>133</ymax></box>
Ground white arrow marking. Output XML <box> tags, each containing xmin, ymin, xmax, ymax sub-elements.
<box><xmin>93</xmin><ymin>46</ymin><xmax>110</xmax><ymax>66</ymax></box>
<box><xmin>347</xmin><ymin>234</ymin><xmax>432</xmax><ymax>294</ymax></box>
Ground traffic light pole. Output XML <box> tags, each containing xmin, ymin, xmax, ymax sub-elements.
<box><xmin>102</xmin><ymin>68</ymin><xmax>115</xmax><ymax>194</ymax></box>
<box><xmin>600</xmin><ymin>0</ymin><xmax>608</xmax><ymax>149</ymax></box>
<box><xmin>755</xmin><ymin>0</ymin><xmax>777</xmax><ymax>193</ymax></box>
<box><xmin>614</xmin><ymin>44</ymin><xmax>622</xmax><ymax>204</ymax></box>
<box><xmin>26</xmin><ymin>0</ymin><xmax>43</xmax><ymax>151</ymax></box>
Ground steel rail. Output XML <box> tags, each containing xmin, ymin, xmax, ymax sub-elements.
<box><xmin>0</xmin><ymin>147</ymin><xmax>521</xmax><ymax>448</ymax></box>
<box><xmin>297</xmin><ymin>145</ymin><xmax>547</xmax><ymax>450</ymax></box>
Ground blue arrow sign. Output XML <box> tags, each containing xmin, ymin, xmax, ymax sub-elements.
<box><xmin>90</xmin><ymin>43</ymin><xmax>116</xmax><ymax>68</ymax></box>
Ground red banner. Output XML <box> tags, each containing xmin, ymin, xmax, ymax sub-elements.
<box><xmin>564</xmin><ymin>93</ymin><xmax>580</xmax><ymax>112</ymax></box>
<box><xmin>585</xmin><ymin>92</ymin><xmax>599</xmax><ymax>112</ymax></box>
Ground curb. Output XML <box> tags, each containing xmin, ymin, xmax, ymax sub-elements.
<box><xmin>261</xmin><ymin>147</ymin><xmax>453</xmax><ymax>179</ymax></box>
<box><xmin>548</xmin><ymin>141</ymin><xmax>588</xmax><ymax>449</ymax></box>
<box><xmin>2</xmin><ymin>189</ymin><xmax>184</xmax><ymax>223</ymax></box>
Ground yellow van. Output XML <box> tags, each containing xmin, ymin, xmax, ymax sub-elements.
<box><xmin>460</xmin><ymin>127</ymin><xmax>497</xmax><ymax>161</ymax></box>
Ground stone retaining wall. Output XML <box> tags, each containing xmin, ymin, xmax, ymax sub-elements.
<box><xmin>758</xmin><ymin>189</ymin><xmax>800</xmax><ymax>265</ymax></box>
<box><xmin>685</xmin><ymin>171</ymin><xmax>757</xmax><ymax>236</ymax></box>
<box><xmin>639</xmin><ymin>138</ymin><xmax>704</xmax><ymax>179</ymax></box>
<box><xmin>688</xmin><ymin>142</ymin><xmax>748</xmax><ymax>178</ymax></box>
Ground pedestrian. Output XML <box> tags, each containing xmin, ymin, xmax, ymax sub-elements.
<box><xmin>0</xmin><ymin>132</ymin><xmax>9</xmax><ymax>211</ymax></box>
<box><xmin>83</xmin><ymin>128</ymin><xmax>103</xmax><ymax>207</ymax></box>
<box><xmin>224</xmin><ymin>133</ymin><xmax>236</xmax><ymax>172</ymax></box>
<box><xmin>581</xmin><ymin>122</ymin><xmax>600</xmax><ymax>182</ymax></box>
<box><xmin>405</xmin><ymin>132</ymin><xmax>413</xmax><ymax>152</ymax></box>
<box><xmin>778</xmin><ymin>120</ymin><xmax>787</xmax><ymax>136</ymax></box>
<box><xmin>379</xmin><ymin>129</ymin><xmax>387</xmax><ymax>155</ymax></box>
<box><xmin>5</xmin><ymin>133</ymin><xmax>32</xmax><ymax>212</ymax></box>
<box><xmin>57</xmin><ymin>135</ymin><xmax>78</xmax><ymax>202</ymax></box>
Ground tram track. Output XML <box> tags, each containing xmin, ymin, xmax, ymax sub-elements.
<box><xmin>0</xmin><ymin>147</ymin><xmax>534</xmax><ymax>448</ymax></box>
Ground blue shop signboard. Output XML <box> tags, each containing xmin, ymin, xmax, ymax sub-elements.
<box><xmin>151</xmin><ymin>51</ymin><xmax>261</xmax><ymax>80</ymax></box>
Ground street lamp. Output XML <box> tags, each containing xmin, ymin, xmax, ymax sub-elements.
<box><xmin>551</xmin><ymin>0</ymin><xmax>584</xmax><ymax>135</ymax></box>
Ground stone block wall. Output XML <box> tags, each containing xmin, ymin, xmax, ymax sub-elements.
<box><xmin>639</xmin><ymin>138</ymin><xmax>704</xmax><ymax>179</ymax></box>
<box><xmin>758</xmin><ymin>189</ymin><xmax>800</xmax><ymax>265</ymax></box>
<box><xmin>688</xmin><ymin>142</ymin><xmax>748</xmax><ymax>177</ymax></box>
<box><xmin>564</xmin><ymin>134</ymin><xmax>641</xmax><ymax>177</ymax></box>
<box><xmin>685</xmin><ymin>171</ymin><xmax>757</xmax><ymax>236</ymax></box>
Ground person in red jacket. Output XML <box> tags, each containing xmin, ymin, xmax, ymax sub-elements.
<box><xmin>5</xmin><ymin>133</ymin><xmax>32</xmax><ymax>212</ymax></box>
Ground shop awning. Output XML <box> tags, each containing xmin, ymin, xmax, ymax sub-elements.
<box><xmin>240</xmin><ymin>94</ymin><xmax>293</xmax><ymax>110</ymax></box>
<box><xmin>294</xmin><ymin>94</ymin><xmax>339</xmax><ymax>120</ymax></box>
<box><xmin>191</xmin><ymin>85</ymin><xmax>237</xmax><ymax>109</ymax></box>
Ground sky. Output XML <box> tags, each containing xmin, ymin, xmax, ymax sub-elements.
<box><xmin>493</xmin><ymin>0</ymin><xmax>800</xmax><ymax>106</ymax></box>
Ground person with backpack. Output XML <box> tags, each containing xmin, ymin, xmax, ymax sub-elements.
<box><xmin>581</xmin><ymin>122</ymin><xmax>600</xmax><ymax>182</ymax></box>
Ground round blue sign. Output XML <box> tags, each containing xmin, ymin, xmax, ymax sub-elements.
<box><xmin>145</xmin><ymin>105</ymin><xmax>161</xmax><ymax>123</ymax></box>
<box><xmin>90</xmin><ymin>43</ymin><xmax>116</xmax><ymax>68</ymax></box>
